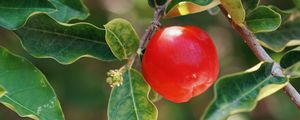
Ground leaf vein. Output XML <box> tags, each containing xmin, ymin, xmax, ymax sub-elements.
<box><xmin>21</xmin><ymin>27</ymin><xmax>106</xmax><ymax>45</ymax></box>
<box><xmin>128</xmin><ymin>70</ymin><xmax>140</xmax><ymax>120</ymax></box>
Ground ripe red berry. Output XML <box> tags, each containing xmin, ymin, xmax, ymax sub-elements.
<box><xmin>142</xmin><ymin>26</ymin><xmax>219</xmax><ymax>103</ymax></box>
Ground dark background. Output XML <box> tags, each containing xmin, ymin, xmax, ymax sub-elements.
<box><xmin>0</xmin><ymin>0</ymin><xmax>300</xmax><ymax>120</ymax></box>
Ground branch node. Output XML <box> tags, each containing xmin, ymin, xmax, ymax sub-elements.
<box><xmin>152</xmin><ymin>20</ymin><xmax>162</xmax><ymax>29</ymax></box>
<box><xmin>126</xmin><ymin>0</ymin><xmax>171</xmax><ymax>68</ymax></box>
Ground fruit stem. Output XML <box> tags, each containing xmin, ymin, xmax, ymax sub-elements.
<box><xmin>219</xmin><ymin>5</ymin><xmax>300</xmax><ymax>110</ymax></box>
<box><xmin>127</xmin><ymin>0</ymin><xmax>172</xmax><ymax>68</ymax></box>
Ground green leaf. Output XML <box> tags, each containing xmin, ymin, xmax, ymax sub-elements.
<box><xmin>269</xmin><ymin>6</ymin><xmax>297</xmax><ymax>24</ymax></box>
<box><xmin>220</xmin><ymin>0</ymin><xmax>246</xmax><ymax>24</ymax></box>
<box><xmin>104</xmin><ymin>18</ymin><xmax>140</xmax><ymax>60</ymax></box>
<box><xmin>280</xmin><ymin>46</ymin><xmax>300</xmax><ymax>78</ymax></box>
<box><xmin>243</xmin><ymin>0</ymin><xmax>260</xmax><ymax>11</ymax></box>
<box><xmin>283</xmin><ymin>62</ymin><xmax>300</xmax><ymax>78</ymax></box>
<box><xmin>0</xmin><ymin>0</ymin><xmax>55</xmax><ymax>30</ymax></box>
<box><xmin>293</xmin><ymin>0</ymin><xmax>300</xmax><ymax>10</ymax></box>
<box><xmin>280</xmin><ymin>46</ymin><xmax>300</xmax><ymax>68</ymax></box>
<box><xmin>0</xmin><ymin>47</ymin><xmax>64</xmax><ymax>120</ymax></box>
<box><xmin>202</xmin><ymin>62</ymin><xmax>287</xmax><ymax>120</ymax></box>
<box><xmin>246</xmin><ymin>6</ymin><xmax>281</xmax><ymax>33</ymax></box>
<box><xmin>256</xmin><ymin>17</ymin><xmax>300</xmax><ymax>52</ymax></box>
<box><xmin>165</xmin><ymin>0</ymin><xmax>220</xmax><ymax>18</ymax></box>
<box><xmin>15</xmin><ymin>14</ymin><xmax>116</xmax><ymax>64</ymax></box>
<box><xmin>108</xmin><ymin>69</ymin><xmax>157</xmax><ymax>120</ymax></box>
<box><xmin>48</xmin><ymin>0</ymin><xmax>89</xmax><ymax>23</ymax></box>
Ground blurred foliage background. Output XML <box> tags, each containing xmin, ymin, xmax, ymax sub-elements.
<box><xmin>0</xmin><ymin>0</ymin><xmax>300</xmax><ymax>120</ymax></box>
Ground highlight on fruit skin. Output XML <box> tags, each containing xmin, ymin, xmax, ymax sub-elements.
<box><xmin>142</xmin><ymin>26</ymin><xmax>219</xmax><ymax>103</ymax></box>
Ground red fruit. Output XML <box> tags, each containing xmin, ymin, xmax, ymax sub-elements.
<box><xmin>142</xmin><ymin>26</ymin><xmax>219</xmax><ymax>103</ymax></box>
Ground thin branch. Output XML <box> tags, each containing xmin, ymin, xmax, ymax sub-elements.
<box><xmin>219</xmin><ymin>5</ymin><xmax>300</xmax><ymax>109</ymax></box>
<box><xmin>139</xmin><ymin>2</ymin><xmax>169</xmax><ymax>50</ymax></box>
<box><xmin>127</xmin><ymin>0</ymin><xmax>171</xmax><ymax>68</ymax></box>
<box><xmin>284</xmin><ymin>83</ymin><xmax>300</xmax><ymax>109</ymax></box>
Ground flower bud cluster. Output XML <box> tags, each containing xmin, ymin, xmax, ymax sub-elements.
<box><xmin>106</xmin><ymin>68</ymin><xmax>124</xmax><ymax>87</ymax></box>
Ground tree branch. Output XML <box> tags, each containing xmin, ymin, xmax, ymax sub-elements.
<box><xmin>219</xmin><ymin>5</ymin><xmax>300</xmax><ymax>109</ymax></box>
<box><xmin>127</xmin><ymin>0</ymin><xmax>171</xmax><ymax>68</ymax></box>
